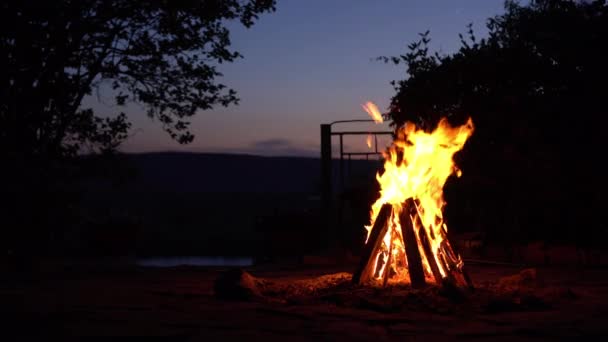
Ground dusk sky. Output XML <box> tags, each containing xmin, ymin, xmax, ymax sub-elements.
<box><xmin>86</xmin><ymin>0</ymin><xmax>507</xmax><ymax>157</ymax></box>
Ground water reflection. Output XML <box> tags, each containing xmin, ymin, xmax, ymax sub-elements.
<box><xmin>137</xmin><ymin>256</ymin><xmax>253</xmax><ymax>267</ymax></box>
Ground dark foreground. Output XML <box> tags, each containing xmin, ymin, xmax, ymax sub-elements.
<box><xmin>2</xmin><ymin>260</ymin><xmax>608</xmax><ymax>341</ymax></box>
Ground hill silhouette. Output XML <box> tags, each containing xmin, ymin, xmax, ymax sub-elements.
<box><xmin>71</xmin><ymin>152</ymin><xmax>381</xmax><ymax>257</ymax></box>
<box><xmin>125</xmin><ymin>152</ymin><xmax>325</xmax><ymax>193</ymax></box>
<box><xmin>83</xmin><ymin>152</ymin><xmax>381</xmax><ymax>194</ymax></box>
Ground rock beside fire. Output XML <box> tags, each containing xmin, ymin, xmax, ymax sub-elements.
<box><xmin>214</xmin><ymin>269</ymin><xmax>262</xmax><ymax>301</ymax></box>
<box><xmin>214</xmin><ymin>270</ymin><xmax>354</xmax><ymax>302</ymax></box>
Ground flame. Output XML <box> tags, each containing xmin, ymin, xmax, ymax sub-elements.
<box><xmin>366</xmin><ymin>134</ymin><xmax>373</xmax><ymax>149</ymax></box>
<box><xmin>362</xmin><ymin>101</ymin><xmax>383</xmax><ymax>123</ymax></box>
<box><xmin>365</xmin><ymin>117</ymin><xmax>474</xmax><ymax>284</ymax></box>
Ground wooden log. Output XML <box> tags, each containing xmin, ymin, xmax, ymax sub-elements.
<box><xmin>410</xmin><ymin>200</ymin><xmax>442</xmax><ymax>284</ymax></box>
<box><xmin>382</xmin><ymin>230</ymin><xmax>394</xmax><ymax>287</ymax></box>
<box><xmin>399</xmin><ymin>198</ymin><xmax>426</xmax><ymax>289</ymax></box>
<box><xmin>418</xmin><ymin>225</ymin><xmax>443</xmax><ymax>285</ymax></box>
<box><xmin>437</xmin><ymin>251</ymin><xmax>457</xmax><ymax>286</ymax></box>
<box><xmin>352</xmin><ymin>204</ymin><xmax>392</xmax><ymax>284</ymax></box>
<box><xmin>439</xmin><ymin>238</ymin><xmax>474</xmax><ymax>290</ymax></box>
<box><xmin>441</xmin><ymin>237</ymin><xmax>474</xmax><ymax>290</ymax></box>
<box><xmin>445</xmin><ymin>239</ymin><xmax>474</xmax><ymax>290</ymax></box>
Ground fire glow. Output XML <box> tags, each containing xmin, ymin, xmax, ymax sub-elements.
<box><xmin>354</xmin><ymin>102</ymin><xmax>474</xmax><ymax>288</ymax></box>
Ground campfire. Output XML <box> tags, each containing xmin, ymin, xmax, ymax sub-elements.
<box><xmin>355</xmin><ymin>103</ymin><xmax>475</xmax><ymax>289</ymax></box>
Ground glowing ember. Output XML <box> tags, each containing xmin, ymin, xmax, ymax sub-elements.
<box><xmin>355</xmin><ymin>103</ymin><xmax>474</xmax><ymax>287</ymax></box>
<box><xmin>366</xmin><ymin>134</ymin><xmax>373</xmax><ymax>149</ymax></box>
<box><xmin>362</xmin><ymin>101</ymin><xmax>384</xmax><ymax>123</ymax></box>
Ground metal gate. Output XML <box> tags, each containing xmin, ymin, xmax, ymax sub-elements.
<box><xmin>320</xmin><ymin>119</ymin><xmax>392</xmax><ymax>249</ymax></box>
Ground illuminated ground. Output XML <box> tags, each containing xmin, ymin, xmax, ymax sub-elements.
<box><xmin>3</xmin><ymin>261</ymin><xmax>608</xmax><ymax>340</ymax></box>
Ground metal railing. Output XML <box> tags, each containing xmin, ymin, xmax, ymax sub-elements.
<box><xmin>320</xmin><ymin>119</ymin><xmax>392</xmax><ymax>243</ymax></box>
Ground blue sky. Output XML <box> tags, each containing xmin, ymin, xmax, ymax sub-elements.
<box><xmin>89</xmin><ymin>0</ymin><xmax>507</xmax><ymax>157</ymax></box>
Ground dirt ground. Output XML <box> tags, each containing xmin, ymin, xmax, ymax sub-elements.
<box><xmin>2</xmin><ymin>259</ymin><xmax>608</xmax><ymax>341</ymax></box>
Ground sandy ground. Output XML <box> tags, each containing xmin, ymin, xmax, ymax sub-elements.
<box><xmin>2</xmin><ymin>260</ymin><xmax>608</xmax><ymax>341</ymax></box>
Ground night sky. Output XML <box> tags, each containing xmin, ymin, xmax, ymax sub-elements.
<box><xmin>85</xmin><ymin>0</ymin><xmax>506</xmax><ymax>157</ymax></box>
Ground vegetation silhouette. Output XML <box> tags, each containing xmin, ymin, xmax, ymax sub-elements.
<box><xmin>1</xmin><ymin>0</ymin><xmax>276</xmax><ymax>260</ymax></box>
<box><xmin>381</xmin><ymin>0</ymin><xmax>608</xmax><ymax>247</ymax></box>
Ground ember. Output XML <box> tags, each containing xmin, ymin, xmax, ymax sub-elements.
<box><xmin>354</xmin><ymin>103</ymin><xmax>474</xmax><ymax>289</ymax></box>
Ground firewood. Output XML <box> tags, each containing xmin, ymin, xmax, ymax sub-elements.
<box><xmin>352</xmin><ymin>203</ymin><xmax>392</xmax><ymax>284</ymax></box>
<box><xmin>399</xmin><ymin>198</ymin><xmax>426</xmax><ymax>289</ymax></box>
<box><xmin>410</xmin><ymin>199</ymin><xmax>442</xmax><ymax>284</ymax></box>
<box><xmin>438</xmin><ymin>239</ymin><xmax>474</xmax><ymax>290</ymax></box>
<box><xmin>442</xmin><ymin>237</ymin><xmax>474</xmax><ymax>290</ymax></box>
<box><xmin>418</xmin><ymin>224</ymin><xmax>443</xmax><ymax>284</ymax></box>
<box><xmin>214</xmin><ymin>269</ymin><xmax>262</xmax><ymax>301</ymax></box>
<box><xmin>382</xmin><ymin>229</ymin><xmax>394</xmax><ymax>287</ymax></box>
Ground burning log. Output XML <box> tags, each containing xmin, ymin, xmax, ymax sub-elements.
<box><xmin>438</xmin><ymin>237</ymin><xmax>474</xmax><ymax>290</ymax></box>
<box><xmin>353</xmin><ymin>107</ymin><xmax>476</xmax><ymax>289</ymax></box>
<box><xmin>399</xmin><ymin>199</ymin><xmax>426</xmax><ymax>289</ymax></box>
<box><xmin>417</xmin><ymin>224</ymin><xmax>444</xmax><ymax>285</ymax></box>
<box><xmin>352</xmin><ymin>204</ymin><xmax>392</xmax><ymax>284</ymax></box>
<box><xmin>382</xmin><ymin>229</ymin><xmax>395</xmax><ymax>287</ymax></box>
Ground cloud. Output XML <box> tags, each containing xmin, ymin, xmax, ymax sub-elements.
<box><xmin>251</xmin><ymin>138</ymin><xmax>293</xmax><ymax>150</ymax></box>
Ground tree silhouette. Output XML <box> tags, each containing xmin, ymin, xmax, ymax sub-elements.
<box><xmin>383</xmin><ymin>0</ymin><xmax>608</xmax><ymax>246</ymax></box>
<box><xmin>1</xmin><ymin>0</ymin><xmax>276</xmax><ymax>158</ymax></box>
<box><xmin>0</xmin><ymin>0</ymin><xmax>275</xmax><ymax>259</ymax></box>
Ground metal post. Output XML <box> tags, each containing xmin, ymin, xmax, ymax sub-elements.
<box><xmin>320</xmin><ymin>124</ymin><xmax>332</xmax><ymax>245</ymax></box>
<box><xmin>339</xmin><ymin>134</ymin><xmax>344</xmax><ymax>190</ymax></box>
<box><xmin>338</xmin><ymin>133</ymin><xmax>344</xmax><ymax>246</ymax></box>
<box><xmin>321</xmin><ymin>121</ymin><xmax>392</xmax><ymax>252</ymax></box>
<box><xmin>375</xmin><ymin>135</ymin><xmax>378</xmax><ymax>154</ymax></box>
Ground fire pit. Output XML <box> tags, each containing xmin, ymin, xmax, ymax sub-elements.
<box><xmin>353</xmin><ymin>107</ymin><xmax>475</xmax><ymax>289</ymax></box>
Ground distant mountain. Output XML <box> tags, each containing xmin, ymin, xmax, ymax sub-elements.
<box><xmin>69</xmin><ymin>152</ymin><xmax>384</xmax><ymax>256</ymax></box>
<box><xmin>98</xmin><ymin>152</ymin><xmax>382</xmax><ymax>194</ymax></box>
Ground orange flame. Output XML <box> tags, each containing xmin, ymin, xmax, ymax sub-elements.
<box><xmin>365</xmin><ymin>117</ymin><xmax>474</xmax><ymax>283</ymax></box>
<box><xmin>362</xmin><ymin>101</ymin><xmax>383</xmax><ymax>123</ymax></box>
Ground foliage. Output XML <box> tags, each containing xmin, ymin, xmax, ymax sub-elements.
<box><xmin>0</xmin><ymin>0</ymin><xmax>275</xmax><ymax>257</ymax></box>
<box><xmin>383</xmin><ymin>0</ymin><xmax>608</xmax><ymax>245</ymax></box>
<box><xmin>0</xmin><ymin>0</ymin><xmax>276</xmax><ymax>158</ymax></box>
